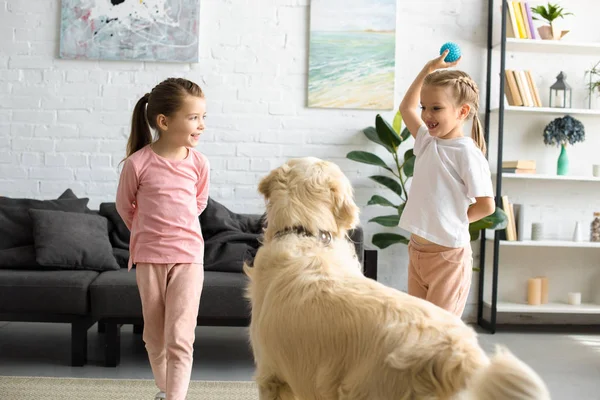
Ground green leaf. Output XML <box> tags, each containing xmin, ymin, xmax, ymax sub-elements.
<box><xmin>400</xmin><ymin>127</ymin><xmax>411</xmax><ymax>142</ymax></box>
<box><xmin>403</xmin><ymin>149</ymin><xmax>416</xmax><ymax>177</ymax></box>
<box><xmin>375</xmin><ymin>114</ymin><xmax>402</xmax><ymax>151</ymax></box>
<box><xmin>347</xmin><ymin>151</ymin><xmax>392</xmax><ymax>172</ymax></box>
<box><xmin>397</xmin><ymin>202</ymin><xmax>406</xmax><ymax>218</ymax></box>
<box><xmin>367</xmin><ymin>195</ymin><xmax>398</xmax><ymax>208</ymax></box>
<box><xmin>392</xmin><ymin>109</ymin><xmax>402</xmax><ymax>133</ymax></box>
<box><xmin>369</xmin><ymin>214</ymin><xmax>400</xmax><ymax>227</ymax></box>
<box><xmin>372</xmin><ymin>233</ymin><xmax>409</xmax><ymax>249</ymax></box>
<box><xmin>363</xmin><ymin>126</ymin><xmax>394</xmax><ymax>153</ymax></box>
<box><xmin>468</xmin><ymin>207</ymin><xmax>509</xmax><ymax>241</ymax></box>
<box><xmin>369</xmin><ymin>175</ymin><xmax>403</xmax><ymax>198</ymax></box>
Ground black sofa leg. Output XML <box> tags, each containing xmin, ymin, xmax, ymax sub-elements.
<box><xmin>71</xmin><ymin>317</ymin><xmax>94</xmax><ymax>367</ymax></box>
<box><xmin>133</xmin><ymin>323</ymin><xmax>143</xmax><ymax>334</ymax></box>
<box><xmin>363</xmin><ymin>249</ymin><xmax>378</xmax><ymax>281</ymax></box>
<box><xmin>97</xmin><ymin>321</ymin><xmax>106</xmax><ymax>333</ymax></box>
<box><xmin>105</xmin><ymin>322</ymin><xmax>121</xmax><ymax>367</ymax></box>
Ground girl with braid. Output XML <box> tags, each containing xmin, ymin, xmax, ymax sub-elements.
<box><xmin>398</xmin><ymin>51</ymin><xmax>495</xmax><ymax>317</ymax></box>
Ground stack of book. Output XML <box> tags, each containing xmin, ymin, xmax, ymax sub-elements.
<box><xmin>504</xmin><ymin>69</ymin><xmax>542</xmax><ymax>107</ymax></box>
<box><xmin>502</xmin><ymin>160</ymin><xmax>536</xmax><ymax>174</ymax></box>
<box><xmin>505</xmin><ymin>1</ymin><xmax>537</xmax><ymax>40</ymax></box>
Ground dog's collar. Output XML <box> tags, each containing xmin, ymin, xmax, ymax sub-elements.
<box><xmin>273</xmin><ymin>226</ymin><xmax>333</xmax><ymax>246</ymax></box>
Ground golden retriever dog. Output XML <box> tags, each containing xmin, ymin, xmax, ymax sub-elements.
<box><xmin>244</xmin><ymin>157</ymin><xmax>550</xmax><ymax>400</ymax></box>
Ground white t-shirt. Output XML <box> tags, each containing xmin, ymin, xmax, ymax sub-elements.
<box><xmin>399</xmin><ymin>124</ymin><xmax>494</xmax><ymax>248</ymax></box>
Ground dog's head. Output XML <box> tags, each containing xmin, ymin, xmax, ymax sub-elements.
<box><xmin>258</xmin><ymin>157</ymin><xmax>359</xmax><ymax>240</ymax></box>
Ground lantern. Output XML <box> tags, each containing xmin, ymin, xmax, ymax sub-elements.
<box><xmin>549</xmin><ymin>71</ymin><xmax>572</xmax><ymax>108</ymax></box>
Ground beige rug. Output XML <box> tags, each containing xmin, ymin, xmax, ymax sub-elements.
<box><xmin>1</xmin><ymin>376</ymin><xmax>258</xmax><ymax>400</ymax></box>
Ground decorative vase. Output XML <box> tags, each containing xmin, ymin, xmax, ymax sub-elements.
<box><xmin>537</xmin><ymin>24</ymin><xmax>569</xmax><ymax>40</ymax></box>
<box><xmin>557</xmin><ymin>144</ymin><xmax>568</xmax><ymax>175</ymax></box>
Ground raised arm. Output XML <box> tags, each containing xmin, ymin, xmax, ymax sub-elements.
<box><xmin>116</xmin><ymin>159</ymin><xmax>139</xmax><ymax>230</ymax></box>
<box><xmin>399</xmin><ymin>50</ymin><xmax>460</xmax><ymax>138</ymax></box>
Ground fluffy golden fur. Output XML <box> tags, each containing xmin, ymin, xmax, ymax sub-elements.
<box><xmin>244</xmin><ymin>157</ymin><xmax>550</xmax><ymax>400</ymax></box>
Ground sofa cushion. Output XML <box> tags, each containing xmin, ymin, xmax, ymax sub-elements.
<box><xmin>99</xmin><ymin>202</ymin><xmax>130</xmax><ymax>250</ymax></box>
<box><xmin>90</xmin><ymin>269</ymin><xmax>249</xmax><ymax>320</ymax></box>
<box><xmin>0</xmin><ymin>269</ymin><xmax>99</xmax><ymax>315</ymax></box>
<box><xmin>201</xmin><ymin>198</ymin><xmax>263</xmax><ymax>273</ymax></box>
<box><xmin>29</xmin><ymin>209</ymin><xmax>120</xmax><ymax>272</ymax></box>
<box><xmin>0</xmin><ymin>198</ymin><xmax>90</xmax><ymax>251</ymax></box>
<box><xmin>0</xmin><ymin>246</ymin><xmax>40</xmax><ymax>269</ymax></box>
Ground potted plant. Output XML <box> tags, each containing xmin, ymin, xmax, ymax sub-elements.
<box><xmin>531</xmin><ymin>3</ymin><xmax>573</xmax><ymax>40</ymax></box>
<box><xmin>542</xmin><ymin>115</ymin><xmax>585</xmax><ymax>175</ymax></box>
<box><xmin>346</xmin><ymin>113</ymin><xmax>508</xmax><ymax>257</ymax></box>
<box><xmin>585</xmin><ymin>60</ymin><xmax>600</xmax><ymax>109</ymax></box>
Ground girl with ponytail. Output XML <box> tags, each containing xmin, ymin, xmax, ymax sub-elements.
<box><xmin>398</xmin><ymin>51</ymin><xmax>495</xmax><ymax>318</ymax></box>
<box><xmin>116</xmin><ymin>78</ymin><xmax>210</xmax><ymax>400</ymax></box>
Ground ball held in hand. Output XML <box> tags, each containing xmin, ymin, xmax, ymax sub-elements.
<box><xmin>440</xmin><ymin>42</ymin><xmax>461</xmax><ymax>63</ymax></box>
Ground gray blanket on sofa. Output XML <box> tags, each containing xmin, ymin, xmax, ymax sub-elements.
<box><xmin>100</xmin><ymin>197</ymin><xmax>264</xmax><ymax>273</ymax></box>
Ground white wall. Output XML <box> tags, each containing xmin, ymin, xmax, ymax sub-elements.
<box><xmin>1</xmin><ymin>0</ymin><xmax>598</xmax><ymax>321</ymax></box>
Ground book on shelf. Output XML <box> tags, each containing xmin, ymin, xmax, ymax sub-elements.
<box><xmin>502</xmin><ymin>160</ymin><xmax>536</xmax><ymax>170</ymax></box>
<box><xmin>502</xmin><ymin>168</ymin><xmax>536</xmax><ymax>174</ymax></box>
<box><xmin>505</xmin><ymin>70</ymin><xmax>542</xmax><ymax>107</ymax></box>
<box><xmin>505</xmin><ymin>1</ymin><xmax>537</xmax><ymax>40</ymax></box>
<box><xmin>501</xmin><ymin>195</ymin><xmax>518</xmax><ymax>241</ymax></box>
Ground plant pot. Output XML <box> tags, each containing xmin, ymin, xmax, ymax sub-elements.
<box><xmin>557</xmin><ymin>144</ymin><xmax>568</xmax><ymax>175</ymax></box>
<box><xmin>537</xmin><ymin>24</ymin><xmax>569</xmax><ymax>40</ymax></box>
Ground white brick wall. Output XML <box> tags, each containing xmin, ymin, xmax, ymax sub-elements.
<box><xmin>2</xmin><ymin>0</ymin><xmax>600</xmax><ymax>321</ymax></box>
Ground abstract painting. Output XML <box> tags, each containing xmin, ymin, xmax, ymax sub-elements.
<box><xmin>308</xmin><ymin>0</ymin><xmax>396</xmax><ymax>110</ymax></box>
<box><xmin>59</xmin><ymin>0</ymin><xmax>200</xmax><ymax>62</ymax></box>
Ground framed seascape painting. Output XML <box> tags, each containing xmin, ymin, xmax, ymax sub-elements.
<box><xmin>308</xmin><ymin>0</ymin><xmax>397</xmax><ymax>110</ymax></box>
<box><xmin>59</xmin><ymin>0</ymin><xmax>200</xmax><ymax>62</ymax></box>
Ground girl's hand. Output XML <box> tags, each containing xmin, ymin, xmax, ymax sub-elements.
<box><xmin>424</xmin><ymin>50</ymin><xmax>461</xmax><ymax>74</ymax></box>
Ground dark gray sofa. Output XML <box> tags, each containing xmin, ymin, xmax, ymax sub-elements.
<box><xmin>0</xmin><ymin>191</ymin><xmax>377</xmax><ymax>367</ymax></box>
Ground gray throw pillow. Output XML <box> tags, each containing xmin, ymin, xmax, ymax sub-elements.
<box><xmin>29</xmin><ymin>209</ymin><xmax>120</xmax><ymax>272</ymax></box>
<box><xmin>0</xmin><ymin>198</ymin><xmax>89</xmax><ymax>250</ymax></box>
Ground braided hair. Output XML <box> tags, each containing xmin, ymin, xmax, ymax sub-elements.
<box><xmin>423</xmin><ymin>70</ymin><xmax>486</xmax><ymax>155</ymax></box>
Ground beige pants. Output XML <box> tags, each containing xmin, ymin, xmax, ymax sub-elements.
<box><xmin>136</xmin><ymin>263</ymin><xmax>204</xmax><ymax>400</ymax></box>
<box><xmin>407</xmin><ymin>237</ymin><xmax>473</xmax><ymax>317</ymax></box>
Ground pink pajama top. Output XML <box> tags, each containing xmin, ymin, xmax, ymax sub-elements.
<box><xmin>115</xmin><ymin>145</ymin><xmax>210</xmax><ymax>270</ymax></box>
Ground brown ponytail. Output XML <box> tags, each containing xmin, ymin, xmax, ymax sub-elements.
<box><xmin>126</xmin><ymin>93</ymin><xmax>152</xmax><ymax>159</ymax></box>
<box><xmin>471</xmin><ymin>114</ymin><xmax>486</xmax><ymax>156</ymax></box>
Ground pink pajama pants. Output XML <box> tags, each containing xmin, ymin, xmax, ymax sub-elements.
<box><xmin>136</xmin><ymin>263</ymin><xmax>204</xmax><ymax>400</ymax></box>
<box><xmin>407</xmin><ymin>237</ymin><xmax>473</xmax><ymax>317</ymax></box>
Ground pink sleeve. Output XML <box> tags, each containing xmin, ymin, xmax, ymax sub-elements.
<box><xmin>116</xmin><ymin>159</ymin><xmax>139</xmax><ymax>230</ymax></box>
<box><xmin>196</xmin><ymin>157</ymin><xmax>210</xmax><ymax>215</ymax></box>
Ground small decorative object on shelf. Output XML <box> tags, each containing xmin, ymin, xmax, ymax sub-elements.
<box><xmin>591</xmin><ymin>212</ymin><xmax>600</xmax><ymax>242</ymax></box>
<box><xmin>542</xmin><ymin>114</ymin><xmax>585</xmax><ymax>175</ymax></box>
<box><xmin>527</xmin><ymin>277</ymin><xmax>542</xmax><ymax>305</ymax></box>
<box><xmin>567</xmin><ymin>292</ymin><xmax>581</xmax><ymax>306</ymax></box>
<box><xmin>585</xmin><ymin>60</ymin><xmax>600</xmax><ymax>109</ymax></box>
<box><xmin>572</xmin><ymin>221</ymin><xmax>583</xmax><ymax>242</ymax></box>
<box><xmin>593</xmin><ymin>164</ymin><xmax>600</xmax><ymax>178</ymax></box>
<box><xmin>549</xmin><ymin>71</ymin><xmax>571</xmax><ymax>108</ymax></box>
<box><xmin>531</xmin><ymin>222</ymin><xmax>544</xmax><ymax>240</ymax></box>
<box><xmin>538</xmin><ymin>276</ymin><xmax>549</xmax><ymax>304</ymax></box>
<box><xmin>530</xmin><ymin>2</ymin><xmax>572</xmax><ymax>40</ymax></box>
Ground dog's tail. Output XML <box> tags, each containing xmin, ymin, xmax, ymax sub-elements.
<box><xmin>465</xmin><ymin>346</ymin><xmax>551</xmax><ymax>400</ymax></box>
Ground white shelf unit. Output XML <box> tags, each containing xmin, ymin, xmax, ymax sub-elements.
<box><xmin>487</xmin><ymin>238</ymin><xmax>600</xmax><ymax>248</ymax></box>
<box><xmin>479</xmin><ymin>0</ymin><xmax>600</xmax><ymax>332</ymax></box>
<box><xmin>484</xmin><ymin>301</ymin><xmax>600</xmax><ymax>314</ymax></box>
<box><xmin>490</xmin><ymin>106</ymin><xmax>600</xmax><ymax>116</ymax></box>
<box><xmin>493</xmin><ymin>38</ymin><xmax>600</xmax><ymax>55</ymax></box>
<box><xmin>501</xmin><ymin>173</ymin><xmax>600</xmax><ymax>182</ymax></box>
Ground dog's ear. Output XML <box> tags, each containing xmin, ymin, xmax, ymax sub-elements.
<box><xmin>330</xmin><ymin>178</ymin><xmax>360</xmax><ymax>231</ymax></box>
<box><xmin>258</xmin><ymin>165</ymin><xmax>289</xmax><ymax>200</ymax></box>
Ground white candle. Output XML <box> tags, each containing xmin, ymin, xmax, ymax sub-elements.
<box><xmin>567</xmin><ymin>292</ymin><xmax>581</xmax><ymax>306</ymax></box>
